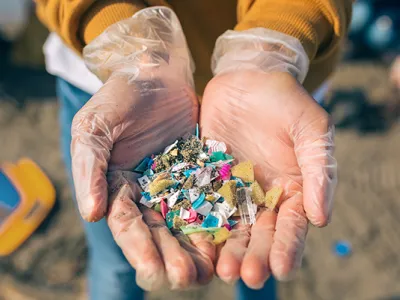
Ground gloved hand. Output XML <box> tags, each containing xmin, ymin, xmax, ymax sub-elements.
<box><xmin>200</xmin><ymin>29</ymin><xmax>337</xmax><ymax>288</ymax></box>
<box><xmin>71</xmin><ymin>7</ymin><xmax>215</xmax><ymax>291</ymax></box>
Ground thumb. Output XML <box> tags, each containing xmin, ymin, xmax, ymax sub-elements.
<box><xmin>71</xmin><ymin>93</ymin><xmax>117</xmax><ymax>222</ymax></box>
<box><xmin>293</xmin><ymin>112</ymin><xmax>337</xmax><ymax>227</ymax></box>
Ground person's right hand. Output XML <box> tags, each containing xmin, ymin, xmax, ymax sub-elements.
<box><xmin>70</xmin><ymin>7</ymin><xmax>215</xmax><ymax>291</ymax></box>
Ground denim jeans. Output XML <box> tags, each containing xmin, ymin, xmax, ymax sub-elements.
<box><xmin>56</xmin><ymin>77</ymin><xmax>277</xmax><ymax>300</ymax></box>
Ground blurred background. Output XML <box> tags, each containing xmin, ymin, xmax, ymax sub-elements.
<box><xmin>0</xmin><ymin>0</ymin><xmax>399</xmax><ymax>299</ymax></box>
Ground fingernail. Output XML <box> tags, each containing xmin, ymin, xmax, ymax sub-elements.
<box><xmin>251</xmin><ymin>282</ymin><xmax>265</xmax><ymax>290</ymax></box>
<box><xmin>275</xmin><ymin>266</ymin><xmax>297</xmax><ymax>282</ymax></box>
<box><xmin>224</xmin><ymin>276</ymin><xmax>239</xmax><ymax>286</ymax></box>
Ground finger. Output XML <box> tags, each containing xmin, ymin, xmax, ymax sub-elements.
<box><xmin>294</xmin><ymin>117</ymin><xmax>337</xmax><ymax>227</ymax></box>
<box><xmin>71</xmin><ymin>106</ymin><xmax>114</xmax><ymax>222</ymax></box>
<box><xmin>141</xmin><ymin>207</ymin><xmax>197</xmax><ymax>290</ymax></box>
<box><xmin>241</xmin><ymin>209</ymin><xmax>276</xmax><ymax>289</ymax></box>
<box><xmin>184</xmin><ymin>232</ymin><xmax>216</xmax><ymax>285</ymax></box>
<box><xmin>216</xmin><ymin>223</ymin><xmax>251</xmax><ymax>284</ymax></box>
<box><xmin>269</xmin><ymin>193</ymin><xmax>308</xmax><ymax>281</ymax></box>
<box><xmin>106</xmin><ymin>180</ymin><xmax>166</xmax><ymax>291</ymax></box>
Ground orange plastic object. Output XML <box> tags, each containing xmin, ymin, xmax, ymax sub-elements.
<box><xmin>0</xmin><ymin>158</ymin><xmax>56</xmax><ymax>256</ymax></box>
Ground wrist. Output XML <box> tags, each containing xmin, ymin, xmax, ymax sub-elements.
<box><xmin>212</xmin><ymin>28</ymin><xmax>309</xmax><ymax>84</ymax></box>
<box><xmin>83</xmin><ymin>7</ymin><xmax>195</xmax><ymax>85</ymax></box>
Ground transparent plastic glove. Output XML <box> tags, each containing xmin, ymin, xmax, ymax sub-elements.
<box><xmin>71</xmin><ymin>7</ymin><xmax>215</xmax><ymax>291</ymax></box>
<box><xmin>201</xmin><ymin>28</ymin><xmax>337</xmax><ymax>288</ymax></box>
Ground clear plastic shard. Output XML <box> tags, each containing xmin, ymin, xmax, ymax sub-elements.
<box><xmin>237</xmin><ymin>188</ymin><xmax>257</xmax><ymax>225</ymax></box>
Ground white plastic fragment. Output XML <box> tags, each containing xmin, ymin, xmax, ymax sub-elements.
<box><xmin>180</xmin><ymin>208</ymin><xmax>191</xmax><ymax>220</ymax></box>
<box><xmin>209</xmin><ymin>211</ymin><xmax>224</xmax><ymax>227</ymax></box>
<box><xmin>206</xmin><ymin>140</ymin><xmax>227</xmax><ymax>153</ymax></box>
<box><xmin>213</xmin><ymin>202</ymin><xmax>237</xmax><ymax>219</ymax></box>
<box><xmin>189</xmin><ymin>188</ymin><xmax>200</xmax><ymax>203</ymax></box>
<box><xmin>195</xmin><ymin>167</ymin><xmax>212</xmax><ymax>187</ymax></box>
<box><xmin>198</xmin><ymin>152</ymin><xmax>209</xmax><ymax>160</ymax></box>
<box><xmin>167</xmin><ymin>190</ymin><xmax>180</xmax><ymax>207</ymax></box>
<box><xmin>212</xmin><ymin>192</ymin><xmax>222</xmax><ymax>202</ymax></box>
<box><xmin>149</xmin><ymin>195</ymin><xmax>164</xmax><ymax>204</ymax></box>
<box><xmin>171</xmin><ymin>162</ymin><xmax>189</xmax><ymax>172</ymax></box>
<box><xmin>194</xmin><ymin>201</ymin><xmax>213</xmax><ymax>216</ymax></box>
<box><xmin>237</xmin><ymin>188</ymin><xmax>256</xmax><ymax>225</ymax></box>
<box><xmin>140</xmin><ymin>196</ymin><xmax>154</xmax><ymax>208</ymax></box>
<box><xmin>163</xmin><ymin>140</ymin><xmax>178</xmax><ymax>154</ymax></box>
<box><xmin>138</xmin><ymin>175</ymin><xmax>151</xmax><ymax>191</ymax></box>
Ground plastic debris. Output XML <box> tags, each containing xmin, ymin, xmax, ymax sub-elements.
<box><xmin>251</xmin><ymin>181</ymin><xmax>265</xmax><ymax>206</ymax></box>
<box><xmin>138</xmin><ymin>175</ymin><xmax>151</xmax><ymax>191</ymax></box>
<box><xmin>213</xmin><ymin>227</ymin><xmax>232</xmax><ymax>245</ymax></box>
<box><xmin>202</xmin><ymin>214</ymin><xmax>220</xmax><ymax>228</ymax></box>
<box><xmin>167</xmin><ymin>190</ymin><xmax>180</xmax><ymax>208</ymax></box>
<box><xmin>163</xmin><ymin>140</ymin><xmax>178</xmax><ymax>154</ymax></box>
<box><xmin>149</xmin><ymin>179</ymin><xmax>175</xmax><ymax>196</ymax></box>
<box><xmin>219</xmin><ymin>163</ymin><xmax>231</xmax><ymax>181</ymax></box>
<box><xmin>135</xmin><ymin>157</ymin><xmax>151</xmax><ymax>173</ymax></box>
<box><xmin>264</xmin><ymin>186</ymin><xmax>283</xmax><ymax>210</ymax></box>
<box><xmin>217</xmin><ymin>181</ymin><xmax>237</xmax><ymax>208</ymax></box>
<box><xmin>206</xmin><ymin>140</ymin><xmax>227</xmax><ymax>153</ymax></box>
<box><xmin>194</xmin><ymin>201</ymin><xmax>213</xmax><ymax>216</ymax></box>
<box><xmin>231</xmin><ymin>161</ymin><xmax>254</xmax><ymax>183</ymax></box>
<box><xmin>334</xmin><ymin>240</ymin><xmax>352</xmax><ymax>257</ymax></box>
<box><xmin>134</xmin><ymin>129</ymin><xmax>282</xmax><ymax>244</ymax></box>
<box><xmin>160</xmin><ymin>199</ymin><xmax>169</xmax><ymax>219</ymax></box>
<box><xmin>237</xmin><ymin>188</ymin><xmax>257</xmax><ymax>225</ymax></box>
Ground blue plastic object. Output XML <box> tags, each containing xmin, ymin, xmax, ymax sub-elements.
<box><xmin>334</xmin><ymin>241</ymin><xmax>352</xmax><ymax>257</ymax></box>
<box><xmin>0</xmin><ymin>171</ymin><xmax>21</xmax><ymax>225</ymax></box>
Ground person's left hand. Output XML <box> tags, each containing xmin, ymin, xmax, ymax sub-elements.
<box><xmin>200</xmin><ymin>68</ymin><xmax>337</xmax><ymax>288</ymax></box>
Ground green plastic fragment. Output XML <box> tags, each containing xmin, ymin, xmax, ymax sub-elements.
<box><xmin>154</xmin><ymin>203</ymin><xmax>161</xmax><ymax>213</ymax></box>
<box><xmin>180</xmin><ymin>226</ymin><xmax>221</xmax><ymax>235</ymax></box>
<box><xmin>166</xmin><ymin>210</ymin><xmax>180</xmax><ymax>229</ymax></box>
<box><xmin>210</xmin><ymin>152</ymin><xmax>233</xmax><ymax>163</ymax></box>
<box><xmin>134</xmin><ymin>157</ymin><xmax>150</xmax><ymax>173</ymax></box>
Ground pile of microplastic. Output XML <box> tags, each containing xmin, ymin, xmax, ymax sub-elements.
<box><xmin>135</xmin><ymin>134</ymin><xmax>283</xmax><ymax>245</ymax></box>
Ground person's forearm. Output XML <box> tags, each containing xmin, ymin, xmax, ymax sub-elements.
<box><xmin>35</xmin><ymin>0</ymin><xmax>145</xmax><ymax>53</ymax></box>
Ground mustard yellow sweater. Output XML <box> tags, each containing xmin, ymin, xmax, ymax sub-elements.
<box><xmin>36</xmin><ymin>0</ymin><xmax>353</xmax><ymax>93</ymax></box>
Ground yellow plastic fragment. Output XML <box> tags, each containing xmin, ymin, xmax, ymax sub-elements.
<box><xmin>205</xmin><ymin>194</ymin><xmax>215</xmax><ymax>202</ymax></box>
<box><xmin>149</xmin><ymin>179</ymin><xmax>175</xmax><ymax>196</ymax></box>
<box><xmin>251</xmin><ymin>181</ymin><xmax>265</xmax><ymax>206</ymax></box>
<box><xmin>213</xmin><ymin>227</ymin><xmax>232</xmax><ymax>245</ymax></box>
<box><xmin>182</xmin><ymin>174</ymin><xmax>195</xmax><ymax>189</ymax></box>
<box><xmin>153</xmin><ymin>172</ymin><xmax>169</xmax><ymax>183</ymax></box>
<box><xmin>196</xmin><ymin>159</ymin><xmax>205</xmax><ymax>168</ymax></box>
<box><xmin>173</xmin><ymin>216</ymin><xmax>188</xmax><ymax>230</ymax></box>
<box><xmin>170</xmin><ymin>149</ymin><xmax>178</xmax><ymax>156</ymax></box>
<box><xmin>264</xmin><ymin>186</ymin><xmax>283</xmax><ymax>210</ymax></box>
<box><xmin>217</xmin><ymin>180</ymin><xmax>237</xmax><ymax>208</ymax></box>
<box><xmin>231</xmin><ymin>161</ymin><xmax>254</xmax><ymax>183</ymax></box>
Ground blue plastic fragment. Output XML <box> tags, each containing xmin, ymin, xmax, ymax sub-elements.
<box><xmin>202</xmin><ymin>214</ymin><xmax>219</xmax><ymax>228</ymax></box>
<box><xmin>147</xmin><ymin>158</ymin><xmax>154</xmax><ymax>168</ymax></box>
<box><xmin>183</xmin><ymin>169</ymin><xmax>195</xmax><ymax>178</ymax></box>
<box><xmin>196</xmin><ymin>123</ymin><xmax>200</xmax><ymax>138</ymax></box>
<box><xmin>172</xmin><ymin>181</ymin><xmax>181</xmax><ymax>189</ymax></box>
<box><xmin>141</xmin><ymin>192</ymin><xmax>151</xmax><ymax>200</ymax></box>
<box><xmin>143</xmin><ymin>169</ymin><xmax>154</xmax><ymax>177</ymax></box>
<box><xmin>228</xmin><ymin>219</ymin><xmax>238</xmax><ymax>227</ymax></box>
<box><xmin>334</xmin><ymin>240</ymin><xmax>352</xmax><ymax>257</ymax></box>
<box><xmin>192</xmin><ymin>193</ymin><xmax>206</xmax><ymax>209</ymax></box>
<box><xmin>232</xmin><ymin>176</ymin><xmax>245</xmax><ymax>187</ymax></box>
<box><xmin>134</xmin><ymin>157</ymin><xmax>150</xmax><ymax>173</ymax></box>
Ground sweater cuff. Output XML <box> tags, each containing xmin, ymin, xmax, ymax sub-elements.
<box><xmin>80</xmin><ymin>0</ymin><xmax>146</xmax><ymax>50</ymax></box>
<box><xmin>235</xmin><ymin>0</ymin><xmax>340</xmax><ymax>61</ymax></box>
